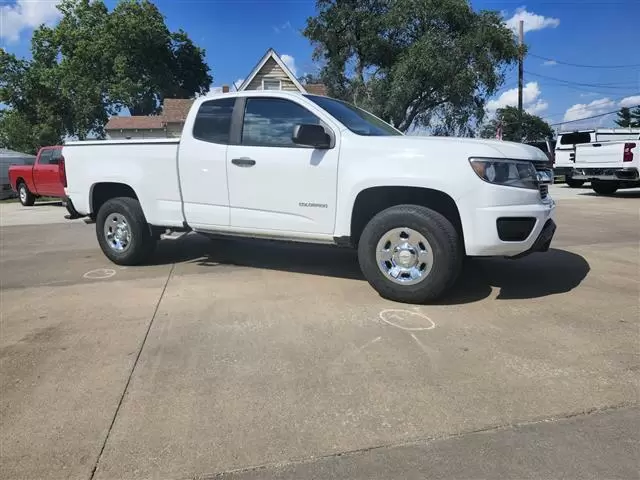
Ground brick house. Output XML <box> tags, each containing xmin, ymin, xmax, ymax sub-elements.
<box><xmin>105</xmin><ymin>48</ymin><xmax>327</xmax><ymax>139</ymax></box>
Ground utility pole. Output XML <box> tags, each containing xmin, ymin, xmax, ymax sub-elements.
<box><xmin>517</xmin><ymin>20</ymin><xmax>524</xmax><ymax>141</ymax></box>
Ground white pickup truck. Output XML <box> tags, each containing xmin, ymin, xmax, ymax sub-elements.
<box><xmin>554</xmin><ymin>129</ymin><xmax>640</xmax><ymax>187</ymax></box>
<box><xmin>62</xmin><ymin>91</ymin><xmax>555</xmax><ymax>303</ymax></box>
<box><xmin>572</xmin><ymin>135</ymin><xmax>640</xmax><ymax>195</ymax></box>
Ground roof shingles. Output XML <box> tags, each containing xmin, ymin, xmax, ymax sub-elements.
<box><xmin>104</xmin><ymin>116</ymin><xmax>165</xmax><ymax>131</ymax></box>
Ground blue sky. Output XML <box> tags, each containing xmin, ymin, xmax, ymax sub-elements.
<box><xmin>2</xmin><ymin>0</ymin><xmax>639</xmax><ymax>130</ymax></box>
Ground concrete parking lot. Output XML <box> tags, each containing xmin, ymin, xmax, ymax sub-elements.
<box><xmin>1</xmin><ymin>185</ymin><xmax>639</xmax><ymax>479</ymax></box>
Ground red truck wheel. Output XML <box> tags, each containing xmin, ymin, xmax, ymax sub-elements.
<box><xmin>18</xmin><ymin>183</ymin><xmax>36</xmax><ymax>206</ymax></box>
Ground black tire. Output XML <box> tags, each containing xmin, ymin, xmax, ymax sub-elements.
<box><xmin>17</xmin><ymin>182</ymin><xmax>35</xmax><ymax>206</ymax></box>
<box><xmin>95</xmin><ymin>197</ymin><xmax>156</xmax><ymax>265</ymax></box>
<box><xmin>358</xmin><ymin>205</ymin><xmax>463</xmax><ymax>304</ymax></box>
<box><xmin>591</xmin><ymin>180</ymin><xmax>618</xmax><ymax>196</ymax></box>
<box><xmin>565</xmin><ymin>177</ymin><xmax>584</xmax><ymax>188</ymax></box>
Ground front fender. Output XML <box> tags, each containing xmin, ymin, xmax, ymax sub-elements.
<box><xmin>334</xmin><ymin>177</ymin><xmax>467</xmax><ymax>238</ymax></box>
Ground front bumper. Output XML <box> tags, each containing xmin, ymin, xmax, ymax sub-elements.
<box><xmin>553</xmin><ymin>166</ymin><xmax>572</xmax><ymax>177</ymax></box>
<box><xmin>572</xmin><ymin>167</ymin><xmax>639</xmax><ymax>182</ymax></box>
<box><xmin>462</xmin><ymin>191</ymin><xmax>556</xmax><ymax>257</ymax></box>
<box><xmin>510</xmin><ymin>219</ymin><xmax>556</xmax><ymax>258</ymax></box>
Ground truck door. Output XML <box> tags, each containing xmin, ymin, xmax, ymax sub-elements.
<box><xmin>177</xmin><ymin>97</ymin><xmax>234</xmax><ymax>228</ymax></box>
<box><xmin>226</xmin><ymin>97</ymin><xmax>339</xmax><ymax>234</ymax></box>
<box><xmin>47</xmin><ymin>148</ymin><xmax>65</xmax><ymax>196</ymax></box>
<box><xmin>33</xmin><ymin>148</ymin><xmax>60</xmax><ymax>196</ymax></box>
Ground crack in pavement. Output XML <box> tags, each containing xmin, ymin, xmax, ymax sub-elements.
<box><xmin>88</xmin><ymin>264</ymin><xmax>175</xmax><ymax>480</ymax></box>
<box><xmin>198</xmin><ymin>402</ymin><xmax>638</xmax><ymax>480</ymax></box>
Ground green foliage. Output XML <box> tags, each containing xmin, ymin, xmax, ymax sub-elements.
<box><xmin>298</xmin><ymin>73</ymin><xmax>323</xmax><ymax>85</ymax></box>
<box><xmin>479</xmin><ymin>106</ymin><xmax>553</xmax><ymax>142</ymax></box>
<box><xmin>0</xmin><ymin>0</ymin><xmax>211</xmax><ymax>153</ymax></box>
<box><xmin>0</xmin><ymin>50</ymin><xmax>66</xmax><ymax>153</ymax></box>
<box><xmin>614</xmin><ymin>107</ymin><xmax>640</xmax><ymax>128</ymax></box>
<box><xmin>304</xmin><ymin>0</ymin><xmax>519</xmax><ymax>132</ymax></box>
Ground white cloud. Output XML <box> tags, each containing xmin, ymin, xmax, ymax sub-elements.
<box><xmin>0</xmin><ymin>0</ymin><xmax>62</xmax><ymax>42</ymax></box>
<box><xmin>486</xmin><ymin>81</ymin><xmax>548</xmax><ymax>115</ymax></box>
<box><xmin>619</xmin><ymin>95</ymin><xmax>640</xmax><ymax>108</ymax></box>
<box><xmin>580</xmin><ymin>92</ymin><xmax>598</xmax><ymax>98</ymax></box>
<box><xmin>281</xmin><ymin>54</ymin><xmax>297</xmax><ymax>76</ymax></box>
<box><xmin>206</xmin><ymin>86</ymin><xmax>224</xmax><ymax>96</ymax></box>
<box><xmin>527</xmin><ymin>100</ymin><xmax>549</xmax><ymax>115</ymax></box>
<box><xmin>563</xmin><ymin>97</ymin><xmax>616</xmax><ymax>122</ymax></box>
<box><xmin>561</xmin><ymin>96</ymin><xmax>639</xmax><ymax>129</ymax></box>
<box><xmin>542</xmin><ymin>60</ymin><xmax>557</xmax><ymax>67</ymax></box>
<box><xmin>504</xmin><ymin>7</ymin><xmax>560</xmax><ymax>34</ymax></box>
<box><xmin>273</xmin><ymin>21</ymin><xmax>291</xmax><ymax>34</ymax></box>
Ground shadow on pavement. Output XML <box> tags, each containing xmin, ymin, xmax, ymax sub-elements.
<box><xmin>151</xmin><ymin>235</ymin><xmax>590</xmax><ymax>305</ymax></box>
<box><xmin>578</xmin><ymin>190</ymin><xmax>640</xmax><ymax>199</ymax></box>
<box><xmin>438</xmin><ymin>249</ymin><xmax>590</xmax><ymax>305</ymax></box>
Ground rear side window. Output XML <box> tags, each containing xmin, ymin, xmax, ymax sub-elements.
<box><xmin>559</xmin><ymin>132</ymin><xmax>592</xmax><ymax>146</ymax></box>
<box><xmin>49</xmin><ymin>148</ymin><xmax>62</xmax><ymax>164</ymax></box>
<box><xmin>38</xmin><ymin>149</ymin><xmax>53</xmax><ymax>164</ymax></box>
<box><xmin>193</xmin><ymin>98</ymin><xmax>235</xmax><ymax>144</ymax></box>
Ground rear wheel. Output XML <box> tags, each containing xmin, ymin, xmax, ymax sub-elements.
<box><xmin>96</xmin><ymin>197</ymin><xmax>156</xmax><ymax>265</ymax></box>
<box><xmin>357</xmin><ymin>205</ymin><xmax>462</xmax><ymax>304</ymax></box>
<box><xmin>17</xmin><ymin>182</ymin><xmax>35</xmax><ymax>206</ymax></box>
<box><xmin>565</xmin><ymin>177</ymin><xmax>584</xmax><ymax>188</ymax></box>
<box><xmin>591</xmin><ymin>180</ymin><xmax>618</xmax><ymax>196</ymax></box>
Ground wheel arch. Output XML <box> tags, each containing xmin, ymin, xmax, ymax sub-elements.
<box><xmin>348</xmin><ymin>186</ymin><xmax>464</xmax><ymax>250</ymax></box>
<box><xmin>90</xmin><ymin>182</ymin><xmax>139</xmax><ymax>217</ymax></box>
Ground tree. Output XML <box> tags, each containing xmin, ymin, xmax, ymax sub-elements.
<box><xmin>0</xmin><ymin>0</ymin><xmax>212</xmax><ymax>151</ymax></box>
<box><xmin>615</xmin><ymin>107</ymin><xmax>633</xmax><ymax>127</ymax></box>
<box><xmin>0</xmin><ymin>50</ymin><xmax>66</xmax><ymax>153</ymax></box>
<box><xmin>633</xmin><ymin>107</ymin><xmax>640</xmax><ymax>127</ymax></box>
<box><xmin>298</xmin><ymin>73</ymin><xmax>323</xmax><ymax>85</ymax></box>
<box><xmin>303</xmin><ymin>0</ymin><xmax>519</xmax><ymax>132</ymax></box>
<box><xmin>479</xmin><ymin>106</ymin><xmax>553</xmax><ymax>142</ymax></box>
<box><xmin>615</xmin><ymin>106</ymin><xmax>640</xmax><ymax>128</ymax></box>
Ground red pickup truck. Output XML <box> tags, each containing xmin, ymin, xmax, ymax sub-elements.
<box><xmin>8</xmin><ymin>146</ymin><xmax>66</xmax><ymax>206</ymax></box>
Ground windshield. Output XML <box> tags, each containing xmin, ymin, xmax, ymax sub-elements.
<box><xmin>305</xmin><ymin>95</ymin><xmax>402</xmax><ymax>136</ymax></box>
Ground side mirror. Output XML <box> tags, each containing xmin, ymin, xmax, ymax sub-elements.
<box><xmin>292</xmin><ymin>124</ymin><xmax>331</xmax><ymax>149</ymax></box>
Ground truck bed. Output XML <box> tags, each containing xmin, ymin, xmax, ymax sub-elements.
<box><xmin>63</xmin><ymin>139</ymin><xmax>185</xmax><ymax>227</ymax></box>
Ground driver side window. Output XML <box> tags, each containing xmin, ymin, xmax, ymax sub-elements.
<box><xmin>241</xmin><ymin>98</ymin><xmax>320</xmax><ymax>147</ymax></box>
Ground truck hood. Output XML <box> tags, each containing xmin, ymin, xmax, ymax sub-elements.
<box><xmin>377</xmin><ymin>135</ymin><xmax>550</xmax><ymax>163</ymax></box>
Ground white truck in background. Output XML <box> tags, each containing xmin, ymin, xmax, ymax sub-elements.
<box><xmin>555</xmin><ymin>129</ymin><xmax>640</xmax><ymax>187</ymax></box>
<box><xmin>61</xmin><ymin>91</ymin><xmax>555</xmax><ymax>304</ymax></box>
<box><xmin>572</xmin><ymin>134</ymin><xmax>640</xmax><ymax>195</ymax></box>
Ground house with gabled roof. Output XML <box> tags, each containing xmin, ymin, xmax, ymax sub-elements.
<box><xmin>105</xmin><ymin>48</ymin><xmax>326</xmax><ymax>139</ymax></box>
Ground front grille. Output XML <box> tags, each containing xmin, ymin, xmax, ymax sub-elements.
<box><xmin>539</xmin><ymin>184</ymin><xmax>548</xmax><ymax>199</ymax></box>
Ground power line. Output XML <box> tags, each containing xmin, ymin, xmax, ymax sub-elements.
<box><xmin>532</xmin><ymin>81</ymin><xmax>639</xmax><ymax>96</ymax></box>
<box><xmin>549</xmin><ymin>105</ymin><xmax>639</xmax><ymax>126</ymax></box>
<box><xmin>526</xmin><ymin>71</ymin><xmax>639</xmax><ymax>90</ymax></box>
<box><xmin>529</xmin><ymin>53</ymin><xmax>640</xmax><ymax>69</ymax></box>
<box><xmin>543</xmin><ymin>95</ymin><xmax>636</xmax><ymax>121</ymax></box>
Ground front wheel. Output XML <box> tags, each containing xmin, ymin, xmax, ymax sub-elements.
<box><xmin>565</xmin><ymin>177</ymin><xmax>584</xmax><ymax>188</ymax></box>
<box><xmin>357</xmin><ymin>205</ymin><xmax>463</xmax><ymax>304</ymax></box>
<box><xmin>591</xmin><ymin>180</ymin><xmax>618</xmax><ymax>196</ymax></box>
<box><xmin>18</xmin><ymin>183</ymin><xmax>35</xmax><ymax>206</ymax></box>
<box><xmin>96</xmin><ymin>197</ymin><xmax>156</xmax><ymax>265</ymax></box>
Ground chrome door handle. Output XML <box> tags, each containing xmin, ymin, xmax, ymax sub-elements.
<box><xmin>231</xmin><ymin>158</ymin><xmax>256</xmax><ymax>167</ymax></box>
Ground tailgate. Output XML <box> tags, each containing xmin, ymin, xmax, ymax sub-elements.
<box><xmin>575</xmin><ymin>143</ymin><xmax>621</xmax><ymax>165</ymax></box>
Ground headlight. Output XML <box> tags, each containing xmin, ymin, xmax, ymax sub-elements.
<box><xmin>469</xmin><ymin>158</ymin><xmax>538</xmax><ymax>190</ymax></box>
